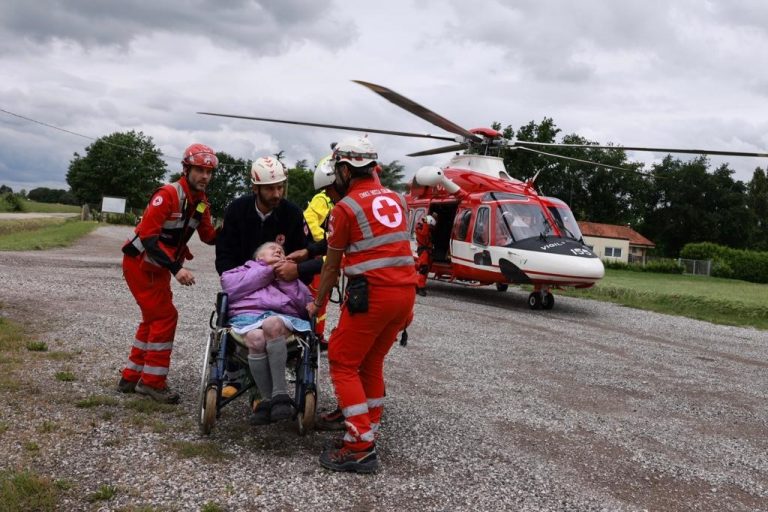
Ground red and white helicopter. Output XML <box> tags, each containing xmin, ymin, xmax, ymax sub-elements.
<box><xmin>200</xmin><ymin>81</ymin><xmax>768</xmax><ymax>309</ymax></box>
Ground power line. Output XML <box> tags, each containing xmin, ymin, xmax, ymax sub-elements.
<box><xmin>0</xmin><ymin>107</ymin><xmax>249</xmax><ymax>170</ymax></box>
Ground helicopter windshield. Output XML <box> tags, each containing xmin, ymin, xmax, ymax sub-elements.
<box><xmin>547</xmin><ymin>205</ymin><xmax>583</xmax><ymax>241</ymax></box>
<box><xmin>495</xmin><ymin>203</ymin><xmax>549</xmax><ymax>243</ymax></box>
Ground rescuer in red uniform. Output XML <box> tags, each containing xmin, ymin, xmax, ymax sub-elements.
<box><xmin>415</xmin><ymin>212</ymin><xmax>437</xmax><ymax>296</ymax></box>
<box><xmin>118</xmin><ymin>143</ymin><xmax>218</xmax><ymax>403</ymax></box>
<box><xmin>307</xmin><ymin>135</ymin><xmax>418</xmax><ymax>473</ymax></box>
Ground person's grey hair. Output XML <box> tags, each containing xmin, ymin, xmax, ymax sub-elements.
<box><xmin>253</xmin><ymin>241</ymin><xmax>280</xmax><ymax>260</ymax></box>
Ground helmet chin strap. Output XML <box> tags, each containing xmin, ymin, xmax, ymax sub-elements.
<box><xmin>334</xmin><ymin>165</ymin><xmax>352</xmax><ymax>197</ymax></box>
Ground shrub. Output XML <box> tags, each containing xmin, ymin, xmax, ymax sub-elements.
<box><xmin>603</xmin><ymin>260</ymin><xmax>631</xmax><ymax>270</ymax></box>
<box><xmin>681</xmin><ymin>242</ymin><xmax>768</xmax><ymax>283</ymax></box>
<box><xmin>0</xmin><ymin>193</ymin><xmax>26</xmax><ymax>212</ymax></box>
<box><xmin>642</xmin><ymin>258</ymin><xmax>684</xmax><ymax>274</ymax></box>
<box><xmin>103</xmin><ymin>212</ymin><xmax>138</xmax><ymax>225</ymax></box>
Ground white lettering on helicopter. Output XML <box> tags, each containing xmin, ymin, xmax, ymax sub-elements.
<box><xmin>570</xmin><ymin>247</ymin><xmax>593</xmax><ymax>256</ymax></box>
<box><xmin>540</xmin><ymin>241</ymin><xmax>566</xmax><ymax>251</ymax></box>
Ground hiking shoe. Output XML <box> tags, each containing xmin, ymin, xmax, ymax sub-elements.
<box><xmin>319</xmin><ymin>444</ymin><xmax>378</xmax><ymax>474</ymax></box>
<box><xmin>417</xmin><ymin>287</ymin><xmax>427</xmax><ymax>297</ymax></box>
<box><xmin>322</xmin><ymin>436</ymin><xmax>345</xmax><ymax>451</ymax></box>
<box><xmin>315</xmin><ymin>407</ymin><xmax>346</xmax><ymax>431</ymax></box>
<box><xmin>135</xmin><ymin>381</ymin><xmax>180</xmax><ymax>404</ymax></box>
<box><xmin>221</xmin><ymin>382</ymin><xmax>240</xmax><ymax>398</ymax></box>
<box><xmin>117</xmin><ymin>377</ymin><xmax>137</xmax><ymax>393</ymax></box>
<box><xmin>270</xmin><ymin>394</ymin><xmax>294</xmax><ymax>422</ymax></box>
<box><xmin>249</xmin><ymin>399</ymin><xmax>271</xmax><ymax>425</ymax></box>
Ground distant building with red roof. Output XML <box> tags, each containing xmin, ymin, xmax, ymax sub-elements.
<box><xmin>577</xmin><ymin>221</ymin><xmax>656</xmax><ymax>264</ymax></box>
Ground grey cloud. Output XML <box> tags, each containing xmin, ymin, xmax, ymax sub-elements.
<box><xmin>0</xmin><ymin>0</ymin><xmax>351</xmax><ymax>54</ymax></box>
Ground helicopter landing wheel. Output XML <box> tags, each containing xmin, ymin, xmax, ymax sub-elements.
<box><xmin>541</xmin><ymin>292</ymin><xmax>555</xmax><ymax>310</ymax></box>
<box><xmin>495</xmin><ymin>283</ymin><xmax>509</xmax><ymax>292</ymax></box>
<box><xmin>527</xmin><ymin>292</ymin><xmax>542</xmax><ymax>310</ymax></box>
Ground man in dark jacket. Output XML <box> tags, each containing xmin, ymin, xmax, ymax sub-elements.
<box><xmin>215</xmin><ymin>156</ymin><xmax>321</xmax><ymax>282</ymax></box>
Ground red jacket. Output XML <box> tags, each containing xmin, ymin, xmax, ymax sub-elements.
<box><xmin>123</xmin><ymin>176</ymin><xmax>216</xmax><ymax>274</ymax></box>
<box><xmin>327</xmin><ymin>177</ymin><xmax>417</xmax><ymax>287</ymax></box>
<box><xmin>415</xmin><ymin>220</ymin><xmax>433</xmax><ymax>254</ymax></box>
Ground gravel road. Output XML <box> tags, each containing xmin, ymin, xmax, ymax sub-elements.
<box><xmin>1</xmin><ymin>225</ymin><xmax>766</xmax><ymax>511</ymax></box>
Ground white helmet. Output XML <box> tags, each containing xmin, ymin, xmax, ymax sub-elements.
<box><xmin>332</xmin><ymin>135</ymin><xmax>378</xmax><ymax>168</ymax></box>
<box><xmin>425</xmin><ymin>214</ymin><xmax>437</xmax><ymax>226</ymax></box>
<box><xmin>250</xmin><ymin>156</ymin><xmax>287</xmax><ymax>185</ymax></box>
<box><xmin>313</xmin><ymin>155</ymin><xmax>335</xmax><ymax>190</ymax></box>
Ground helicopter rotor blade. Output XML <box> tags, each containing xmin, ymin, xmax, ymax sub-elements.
<box><xmin>353</xmin><ymin>80</ymin><xmax>482</xmax><ymax>143</ymax></box>
<box><xmin>197</xmin><ymin>112</ymin><xmax>457</xmax><ymax>142</ymax></box>
<box><xmin>513</xmin><ymin>141</ymin><xmax>768</xmax><ymax>158</ymax></box>
<box><xmin>407</xmin><ymin>143</ymin><xmax>469</xmax><ymax>157</ymax></box>
<box><xmin>514</xmin><ymin>146</ymin><xmax>631</xmax><ymax>172</ymax></box>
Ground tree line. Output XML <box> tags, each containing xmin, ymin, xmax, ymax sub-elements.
<box><xmin>493</xmin><ymin>119</ymin><xmax>768</xmax><ymax>255</ymax></box>
<box><xmin>5</xmin><ymin>123</ymin><xmax>765</xmax><ymax>258</ymax></box>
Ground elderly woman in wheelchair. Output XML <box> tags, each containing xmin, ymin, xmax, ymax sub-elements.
<box><xmin>220</xmin><ymin>241</ymin><xmax>313</xmax><ymax>425</ymax></box>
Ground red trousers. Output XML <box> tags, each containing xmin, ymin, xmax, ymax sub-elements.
<box><xmin>328</xmin><ymin>284</ymin><xmax>415</xmax><ymax>451</ymax></box>
<box><xmin>416</xmin><ymin>249</ymin><xmax>432</xmax><ymax>288</ymax></box>
<box><xmin>121</xmin><ymin>254</ymin><xmax>178</xmax><ymax>389</ymax></box>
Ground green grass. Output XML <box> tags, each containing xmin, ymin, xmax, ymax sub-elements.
<box><xmin>46</xmin><ymin>351</ymin><xmax>79</xmax><ymax>361</ymax></box>
<box><xmin>26</xmin><ymin>341</ymin><xmax>48</xmax><ymax>352</ymax></box>
<box><xmin>38</xmin><ymin>421</ymin><xmax>59</xmax><ymax>433</ymax></box>
<box><xmin>0</xmin><ymin>470</ymin><xmax>57</xmax><ymax>511</ymax></box>
<box><xmin>563</xmin><ymin>269</ymin><xmax>768</xmax><ymax>329</ymax></box>
<box><xmin>169</xmin><ymin>440</ymin><xmax>233</xmax><ymax>462</ymax></box>
<box><xmin>19</xmin><ymin>199</ymin><xmax>81</xmax><ymax>214</ymax></box>
<box><xmin>0</xmin><ymin>314</ymin><xmax>29</xmax><ymax>393</ymax></box>
<box><xmin>75</xmin><ymin>395</ymin><xmax>118</xmax><ymax>408</ymax></box>
<box><xmin>23</xmin><ymin>441</ymin><xmax>40</xmax><ymax>453</ymax></box>
<box><xmin>0</xmin><ymin>217</ymin><xmax>66</xmax><ymax>237</ymax></box>
<box><xmin>55</xmin><ymin>371</ymin><xmax>76</xmax><ymax>382</ymax></box>
<box><xmin>123</xmin><ymin>398</ymin><xmax>177</xmax><ymax>414</ymax></box>
<box><xmin>87</xmin><ymin>484</ymin><xmax>117</xmax><ymax>503</ymax></box>
<box><xmin>0</xmin><ymin>316</ymin><xmax>29</xmax><ymax>352</ymax></box>
<box><xmin>0</xmin><ymin>220</ymin><xmax>98</xmax><ymax>251</ymax></box>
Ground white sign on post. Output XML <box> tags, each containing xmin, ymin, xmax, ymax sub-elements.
<box><xmin>101</xmin><ymin>196</ymin><xmax>127</xmax><ymax>214</ymax></box>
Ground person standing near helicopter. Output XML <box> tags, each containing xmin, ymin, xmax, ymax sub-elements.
<box><xmin>415</xmin><ymin>212</ymin><xmax>438</xmax><ymax>296</ymax></box>
<box><xmin>307</xmin><ymin>135</ymin><xmax>417</xmax><ymax>473</ymax></box>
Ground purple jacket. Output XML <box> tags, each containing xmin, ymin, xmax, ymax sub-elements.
<box><xmin>221</xmin><ymin>260</ymin><xmax>312</xmax><ymax>319</ymax></box>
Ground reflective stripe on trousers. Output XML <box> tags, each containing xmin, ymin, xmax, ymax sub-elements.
<box><xmin>121</xmin><ymin>254</ymin><xmax>178</xmax><ymax>388</ymax></box>
<box><xmin>328</xmin><ymin>284</ymin><xmax>415</xmax><ymax>451</ymax></box>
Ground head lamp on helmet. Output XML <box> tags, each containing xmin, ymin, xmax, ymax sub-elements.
<box><xmin>182</xmin><ymin>143</ymin><xmax>218</xmax><ymax>170</ymax></box>
<box><xmin>250</xmin><ymin>157</ymin><xmax>287</xmax><ymax>185</ymax></box>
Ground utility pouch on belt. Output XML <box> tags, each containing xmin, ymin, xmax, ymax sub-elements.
<box><xmin>345</xmin><ymin>275</ymin><xmax>369</xmax><ymax>314</ymax></box>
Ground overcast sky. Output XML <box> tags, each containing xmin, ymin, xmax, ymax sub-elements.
<box><xmin>2</xmin><ymin>0</ymin><xmax>768</xmax><ymax>193</ymax></box>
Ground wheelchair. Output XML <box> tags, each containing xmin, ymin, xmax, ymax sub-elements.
<box><xmin>198</xmin><ymin>292</ymin><xmax>319</xmax><ymax>436</ymax></box>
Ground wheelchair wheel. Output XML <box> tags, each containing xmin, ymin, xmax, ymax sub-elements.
<box><xmin>296</xmin><ymin>391</ymin><xmax>316</xmax><ymax>436</ymax></box>
<box><xmin>200</xmin><ymin>386</ymin><xmax>217</xmax><ymax>435</ymax></box>
<box><xmin>198</xmin><ymin>332</ymin><xmax>217</xmax><ymax>435</ymax></box>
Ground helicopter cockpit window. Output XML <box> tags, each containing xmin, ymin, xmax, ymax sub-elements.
<box><xmin>473</xmin><ymin>207</ymin><xmax>490</xmax><ymax>246</ymax></box>
<box><xmin>547</xmin><ymin>206</ymin><xmax>583</xmax><ymax>241</ymax></box>
<box><xmin>455</xmin><ymin>208</ymin><xmax>472</xmax><ymax>241</ymax></box>
<box><xmin>496</xmin><ymin>203</ymin><xmax>547</xmax><ymax>241</ymax></box>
